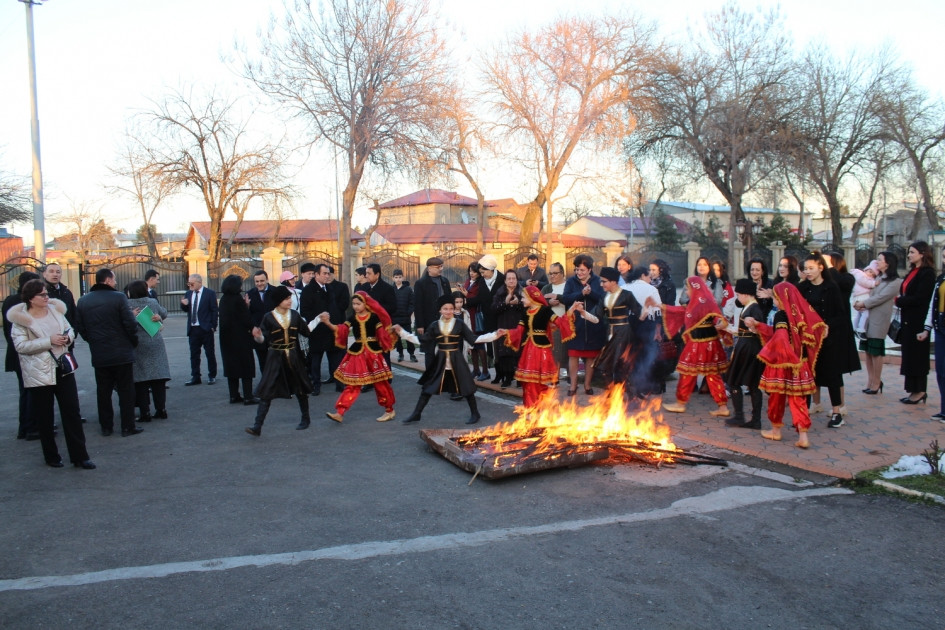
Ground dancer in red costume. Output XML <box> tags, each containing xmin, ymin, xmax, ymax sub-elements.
<box><xmin>661</xmin><ymin>276</ymin><xmax>732</xmax><ymax>416</ymax></box>
<box><xmin>319</xmin><ymin>291</ymin><xmax>397</xmax><ymax>423</ymax></box>
<box><xmin>744</xmin><ymin>282</ymin><xmax>826</xmax><ymax>449</ymax></box>
<box><xmin>502</xmin><ymin>286</ymin><xmax>581</xmax><ymax>408</ymax></box>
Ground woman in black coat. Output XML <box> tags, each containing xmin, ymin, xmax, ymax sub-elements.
<box><xmin>896</xmin><ymin>241</ymin><xmax>936</xmax><ymax>404</ymax></box>
<box><xmin>218</xmin><ymin>275</ymin><xmax>257</xmax><ymax>405</ymax></box>
<box><xmin>491</xmin><ymin>269</ymin><xmax>526</xmax><ymax>388</ymax></box>
<box><xmin>826</xmin><ymin>253</ymin><xmax>862</xmax><ymax>378</ymax></box>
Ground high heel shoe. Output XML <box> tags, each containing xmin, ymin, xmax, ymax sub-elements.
<box><xmin>863</xmin><ymin>381</ymin><xmax>884</xmax><ymax>395</ymax></box>
<box><xmin>902</xmin><ymin>393</ymin><xmax>928</xmax><ymax>405</ymax></box>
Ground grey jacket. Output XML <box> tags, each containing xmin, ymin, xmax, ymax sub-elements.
<box><xmin>859</xmin><ymin>276</ymin><xmax>903</xmax><ymax>340</ymax></box>
<box><xmin>128</xmin><ymin>296</ymin><xmax>171</xmax><ymax>383</ymax></box>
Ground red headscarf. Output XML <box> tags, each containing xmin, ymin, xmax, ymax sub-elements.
<box><xmin>664</xmin><ymin>276</ymin><xmax>727</xmax><ymax>339</ymax></box>
<box><xmin>351</xmin><ymin>290</ymin><xmax>395</xmax><ymax>352</ymax></box>
<box><xmin>761</xmin><ymin>282</ymin><xmax>826</xmax><ymax>374</ymax></box>
<box><xmin>523</xmin><ymin>285</ymin><xmax>548</xmax><ymax>307</ymax></box>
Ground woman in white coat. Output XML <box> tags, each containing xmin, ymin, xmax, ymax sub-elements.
<box><xmin>9</xmin><ymin>279</ymin><xmax>94</xmax><ymax>469</ymax></box>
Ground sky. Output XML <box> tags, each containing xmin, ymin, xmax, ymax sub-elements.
<box><xmin>1</xmin><ymin>0</ymin><xmax>943</xmax><ymax>245</ymax></box>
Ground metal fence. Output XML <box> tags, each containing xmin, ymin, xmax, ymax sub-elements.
<box><xmin>363</xmin><ymin>248</ymin><xmax>420</xmax><ymax>285</ymax></box>
<box><xmin>81</xmin><ymin>255</ymin><xmax>188</xmax><ymax>313</ymax></box>
<box><xmin>0</xmin><ymin>256</ymin><xmax>45</xmax><ymax>302</ymax></box>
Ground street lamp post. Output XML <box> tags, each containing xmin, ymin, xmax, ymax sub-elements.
<box><xmin>21</xmin><ymin>0</ymin><xmax>46</xmax><ymax>261</ymax></box>
<box><xmin>735</xmin><ymin>217</ymin><xmax>765</xmax><ymax>269</ymax></box>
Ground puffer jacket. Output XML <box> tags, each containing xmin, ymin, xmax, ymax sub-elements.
<box><xmin>8</xmin><ymin>299</ymin><xmax>74</xmax><ymax>388</ymax></box>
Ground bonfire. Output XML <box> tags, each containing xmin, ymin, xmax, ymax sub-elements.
<box><xmin>420</xmin><ymin>384</ymin><xmax>727</xmax><ymax>481</ymax></box>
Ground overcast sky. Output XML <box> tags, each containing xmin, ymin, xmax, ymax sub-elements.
<box><xmin>1</xmin><ymin>0</ymin><xmax>942</xmax><ymax>242</ymax></box>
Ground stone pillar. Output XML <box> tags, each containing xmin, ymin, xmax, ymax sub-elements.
<box><xmin>733</xmin><ymin>242</ymin><xmax>746</xmax><ymax>280</ymax></box>
<box><xmin>770</xmin><ymin>241</ymin><xmax>785</xmax><ymax>270</ymax></box>
<box><xmin>59</xmin><ymin>250</ymin><xmax>82</xmax><ymax>295</ymax></box>
<box><xmin>683</xmin><ymin>241</ymin><xmax>701</xmax><ymax>277</ymax></box>
<box><xmin>347</xmin><ymin>244</ymin><xmax>363</xmax><ymax>289</ymax></box>
<box><xmin>184</xmin><ymin>248</ymin><xmax>209</xmax><ymax>281</ymax></box>
<box><xmin>604</xmin><ymin>241</ymin><xmax>624</xmax><ymax>267</ymax></box>
<box><xmin>842</xmin><ymin>241</ymin><xmax>856</xmax><ymax>271</ymax></box>
<box><xmin>261</xmin><ymin>247</ymin><xmax>284</xmax><ymax>282</ymax></box>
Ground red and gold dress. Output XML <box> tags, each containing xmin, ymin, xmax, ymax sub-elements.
<box><xmin>662</xmin><ymin>276</ymin><xmax>731</xmax><ymax>405</ymax></box>
<box><xmin>506</xmin><ymin>293</ymin><xmax>575</xmax><ymax>407</ymax></box>
<box><xmin>331</xmin><ymin>292</ymin><xmax>397</xmax><ymax>416</ymax></box>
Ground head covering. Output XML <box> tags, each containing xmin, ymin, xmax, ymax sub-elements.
<box><xmin>437</xmin><ymin>294</ymin><xmax>455</xmax><ymax>309</ymax></box>
<box><xmin>767</xmin><ymin>283</ymin><xmax>826</xmax><ymax>375</ymax></box>
<box><xmin>865</xmin><ymin>259</ymin><xmax>880</xmax><ymax>274</ymax></box>
<box><xmin>734</xmin><ymin>278</ymin><xmax>756</xmax><ymax>295</ymax></box>
<box><xmin>478</xmin><ymin>254</ymin><xmax>499</xmax><ymax>271</ymax></box>
<box><xmin>523</xmin><ymin>285</ymin><xmax>548</xmax><ymax>306</ymax></box>
<box><xmin>269</xmin><ymin>285</ymin><xmax>292</xmax><ymax>305</ymax></box>
<box><xmin>664</xmin><ymin>276</ymin><xmax>727</xmax><ymax>340</ymax></box>
<box><xmin>599</xmin><ymin>266</ymin><xmax>620</xmax><ymax>282</ymax></box>
<box><xmin>425</xmin><ymin>257</ymin><xmax>444</xmax><ymax>267</ymax></box>
<box><xmin>352</xmin><ymin>290</ymin><xmax>391</xmax><ymax>327</ymax></box>
<box><xmin>299</xmin><ymin>262</ymin><xmax>317</xmax><ymax>274</ymax></box>
<box><xmin>279</xmin><ymin>271</ymin><xmax>295</xmax><ymax>283</ymax></box>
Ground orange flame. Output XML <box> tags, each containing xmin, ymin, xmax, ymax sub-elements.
<box><xmin>462</xmin><ymin>384</ymin><xmax>676</xmax><ymax>460</ymax></box>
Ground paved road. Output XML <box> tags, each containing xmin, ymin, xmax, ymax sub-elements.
<box><xmin>1</xmin><ymin>318</ymin><xmax>943</xmax><ymax>628</ymax></box>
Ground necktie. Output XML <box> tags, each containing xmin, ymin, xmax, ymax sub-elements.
<box><xmin>192</xmin><ymin>290</ymin><xmax>200</xmax><ymax>326</ymax></box>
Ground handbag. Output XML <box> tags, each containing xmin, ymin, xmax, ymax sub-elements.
<box><xmin>50</xmin><ymin>349</ymin><xmax>79</xmax><ymax>375</ymax></box>
<box><xmin>887</xmin><ymin>308</ymin><xmax>902</xmax><ymax>344</ymax></box>
<box><xmin>474</xmin><ymin>309</ymin><xmax>486</xmax><ymax>333</ymax></box>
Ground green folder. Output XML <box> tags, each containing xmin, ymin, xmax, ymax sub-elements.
<box><xmin>136</xmin><ymin>305</ymin><xmax>162</xmax><ymax>338</ymax></box>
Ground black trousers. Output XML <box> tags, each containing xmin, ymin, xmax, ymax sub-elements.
<box><xmin>15</xmin><ymin>368</ymin><xmax>36</xmax><ymax>436</ymax></box>
<box><xmin>94</xmin><ymin>363</ymin><xmax>137</xmax><ymax>432</ymax></box>
<box><xmin>135</xmin><ymin>379</ymin><xmax>167</xmax><ymax>414</ymax></box>
<box><xmin>188</xmin><ymin>326</ymin><xmax>217</xmax><ymax>379</ymax></box>
<box><xmin>30</xmin><ymin>370</ymin><xmax>89</xmax><ymax>464</ymax></box>
<box><xmin>310</xmin><ymin>347</ymin><xmax>345</xmax><ymax>393</ymax></box>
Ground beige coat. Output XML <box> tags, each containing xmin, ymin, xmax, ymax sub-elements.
<box><xmin>859</xmin><ymin>276</ymin><xmax>904</xmax><ymax>340</ymax></box>
<box><xmin>8</xmin><ymin>298</ymin><xmax>74</xmax><ymax>388</ymax></box>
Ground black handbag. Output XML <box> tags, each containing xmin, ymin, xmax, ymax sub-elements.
<box><xmin>50</xmin><ymin>350</ymin><xmax>79</xmax><ymax>375</ymax></box>
<box><xmin>888</xmin><ymin>309</ymin><xmax>902</xmax><ymax>344</ymax></box>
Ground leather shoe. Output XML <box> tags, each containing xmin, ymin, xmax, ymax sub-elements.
<box><xmin>25</xmin><ymin>432</ymin><xmax>40</xmax><ymax>441</ymax></box>
<box><xmin>121</xmin><ymin>427</ymin><xmax>144</xmax><ymax>437</ymax></box>
<box><xmin>46</xmin><ymin>459</ymin><xmax>64</xmax><ymax>468</ymax></box>
<box><xmin>207</xmin><ymin>377</ymin><xmax>216</xmax><ymax>385</ymax></box>
<box><xmin>230</xmin><ymin>395</ymin><xmax>244</xmax><ymax>404</ymax></box>
<box><xmin>243</xmin><ymin>397</ymin><xmax>261</xmax><ymax>405</ymax></box>
<box><xmin>325</xmin><ymin>411</ymin><xmax>344</xmax><ymax>423</ymax></box>
<box><xmin>153</xmin><ymin>409</ymin><xmax>168</xmax><ymax>419</ymax></box>
<box><xmin>185</xmin><ymin>378</ymin><xmax>201</xmax><ymax>386</ymax></box>
<box><xmin>101</xmin><ymin>428</ymin><xmax>113</xmax><ymax>436</ymax></box>
<box><xmin>296</xmin><ymin>420</ymin><xmax>310</xmax><ymax>430</ymax></box>
<box><xmin>74</xmin><ymin>460</ymin><xmax>96</xmax><ymax>470</ymax></box>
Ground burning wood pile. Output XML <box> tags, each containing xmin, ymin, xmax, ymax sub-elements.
<box><xmin>420</xmin><ymin>384</ymin><xmax>726</xmax><ymax>480</ymax></box>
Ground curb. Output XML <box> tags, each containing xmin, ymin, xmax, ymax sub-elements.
<box><xmin>872</xmin><ymin>479</ymin><xmax>945</xmax><ymax>505</ymax></box>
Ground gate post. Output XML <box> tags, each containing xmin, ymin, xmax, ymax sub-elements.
<box><xmin>842</xmin><ymin>241</ymin><xmax>856</xmax><ymax>272</ymax></box>
<box><xmin>59</xmin><ymin>250</ymin><xmax>82</xmax><ymax>294</ymax></box>
<box><xmin>185</xmin><ymin>248</ymin><xmax>209</xmax><ymax>281</ymax></box>
<box><xmin>261</xmin><ymin>247</ymin><xmax>284</xmax><ymax>281</ymax></box>
<box><xmin>604</xmin><ymin>241</ymin><xmax>623</xmax><ymax>267</ymax></box>
<box><xmin>733</xmin><ymin>242</ymin><xmax>746</xmax><ymax>279</ymax></box>
<box><xmin>770</xmin><ymin>241</ymin><xmax>785</xmax><ymax>270</ymax></box>
<box><xmin>683</xmin><ymin>241</ymin><xmax>701</xmax><ymax>276</ymax></box>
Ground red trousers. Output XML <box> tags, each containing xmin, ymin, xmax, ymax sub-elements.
<box><xmin>335</xmin><ymin>381</ymin><xmax>395</xmax><ymax>415</ymax></box>
<box><xmin>767</xmin><ymin>392</ymin><xmax>811</xmax><ymax>432</ymax></box>
<box><xmin>521</xmin><ymin>382</ymin><xmax>553</xmax><ymax>408</ymax></box>
<box><xmin>676</xmin><ymin>373</ymin><xmax>727</xmax><ymax>405</ymax></box>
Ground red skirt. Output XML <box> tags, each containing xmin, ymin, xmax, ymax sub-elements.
<box><xmin>759</xmin><ymin>365</ymin><xmax>816</xmax><ymax>396</ymax></box>
<box><xmin>567</xmin><ymin>349</ymin><xmax>599</xmax><ymax>359</ymax></box>
<box><xmin>677</xmin><ymin>339</ymin><xmax>728</xmax><ymax>376</ymax></box>
<box><xmin>515</xmin><ymin>342</ymin><xmax>559</xmax><ymax>385</ymax></box>
<box><xmin>334</xmin><ymin>350</ymin><xmax>392</xmax><ymax>386</ymax></box>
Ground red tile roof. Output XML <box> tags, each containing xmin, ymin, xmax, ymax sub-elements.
<box><xmin>378</xmin><ymin>189</ymin><xmax>495</xmax><ymax>209</ymax></box>
<box><xmin>189</xmin><ymin>220</ymin><xmax>362</xmax><ymax>244</ymax></box>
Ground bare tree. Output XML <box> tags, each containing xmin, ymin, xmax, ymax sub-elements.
<box><xmin>0</xmin><ymin>160</ymin><xmax>32</xmax><ymax>226</ymax></box>
<box><xmin>788</xmin><ymin>46</ymin><xmax>895</xmax><ymax>248</ymax></box>
<box><xmin>242</xmin><ymin>0</ymin><xmax>451</xmax><ymax>280</ymax></box>
<box><xmin>481</xmin><ymin>13</ymin><xmax>661</xmax><ymax>248</ymax></box>
<box><xmin>51</xmin><ymin>198</ymin><xmax>115</xmax><ymax>258</ymax></box>
<box><xmin>139</xmin><ymin>89</ymin><xmax>293</xmax><ymax>261</ymax></box>
<box><xmin>876</xmin><ymin>71</ymin><xmax>945</xmax><ymax>236</ymax></box>
<box><xmin>107</xmin><ymin>133</ymin><xmax>175</xmax><ymax>258</ymax></box>
<box><xmin>636</xmin><ymin>3</ymin><xmax>795</xmax><ymax>272</ymax></box>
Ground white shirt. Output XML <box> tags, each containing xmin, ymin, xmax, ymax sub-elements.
<box><xmin>627</xmin><ymin>279</ymin><xmax>661</xmax><ymax>319</ymax></box>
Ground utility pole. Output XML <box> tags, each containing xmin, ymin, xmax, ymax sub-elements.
<box><xmin>22</xmin><ymin>0</ymin><xmax>46</xmax><ymax>261</ymax></box>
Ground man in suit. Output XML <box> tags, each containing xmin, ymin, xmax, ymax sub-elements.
<box><xmin>300</xmin><ymin>263</ymin><xmax>348</xmax><ymax>395</ymax></box>
<box><xmin>76</xmin><ymin>268</ymin><xmax>143</xmax><ymax>437</ymax></box>
<box><xmin>180</xmin><ymin>273</ymin><xmax>218</xmax><ymax>386</ymax></box>
<box><xmin>246</xmin><ymin>270</ymin><xmax>276</xmax><ymax>370</ymax></box>
<box><xmin>363</xmin><ymin>263</ymin><xmax>397</xmax><ymax>384</ymax></box>
<box><xmin>412</xmin><ymin>256</ymin><xmax>452</xmax><ymax>370</ymax></box>
<box><xmin>297</xmin><ymin>262</ymin><xmax>317</xmax><ymax>292</ymax></box>
<box><xmin>517</xmin><ymin>254</ymin><xmax>549</xmax><ymax>290</ymax></box>
<box><xmin>144</xmin><ymin>269</ymin><xmax>160</xmax><ymax>300</ymax></box>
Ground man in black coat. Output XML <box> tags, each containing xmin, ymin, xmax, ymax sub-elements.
<box><xmin>75</xmin><ymin>268</ymin><xmax>142</xmax><ymax>437</ymax></box>
<box><xmin>516</xmin><ymin>253</ymin><xmax>549</xmax><ymax>290</ymax></box>
<box><xmin>4</xmin><ymin>271</ymin><xmax>41</xmax><ymax>439</ymax></box>
<box><xmin>246</xmin><ymin>270</ymin><xmax>276</xmax><ymax>370</ymax></box>
<box><xmin>364</xmin><ymin>263</ymin><xmax>397</xmax><ymax>376</ymax></box>
<box><xmin>300</xmin><ymin>263</ymin><xmax>348</xmax><ymax>394</ymax></box>
<box><xmin>144</xmin><ymin>269</ymin><xmax>160</xmax><ymax>300</ymax></box>
<box><xmin>44</xmin><ymin>261</ymin><xmax>88</xmax><ymax>422</ymax></box>
<box><xmin>180</xmin><ymin>273</ymin><xmax>219</xmax><ymax>386</ymax></box>
<box><xmin>412</xmin><ymin>257</ymin><xmax>452</xmax><ymax>369</ymax></box>
<box><xmin>391</xmin><ymin>269</ymin><xmax>416</xmax><ymax>361</ymax></box>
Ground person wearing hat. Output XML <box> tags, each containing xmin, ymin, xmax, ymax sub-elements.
<box><xmin>851</xmin><ymin>259</ymin><xmax>880</xmax><ymax>338</ymax></box>
<box><xmin>320</xmin><ymin>291</ymin><xmax>397</xmax><ymax>423</ymax></box>
<box><xmin>279</xmin><ymin>270</ymin><xmax>301</xmax><ymax>311</ymax></box>
<box><xmin>499</xmin><ymin>286</ymin><xmax>582</xmax><ymax>407</ymax></box>
<box><xmin>719</xmin><ymin>278</ymin><xmax>766</xmax><ymax>429</ymax></box>
<box><xmin>297</xmin><ymin>262</ymin><xmax>317</xmax><ymax>292</ymax></box>
<box><xmin>245</xmin><ymin>285</ymin><xmax>316</xmax><ymax>436</ymax></box>
<box><xmin>477</xmin><ymin>254</ymin><xmax>504</xmax><ymax>375</ymax></box>
<box><xmin>412</xmin><ymin>257</ymin><xmax>452</xmax><ymax>370</ymax></box>
<box><xmin>395</xmin><ymin>294</ymin><xmax>505</xmax><ymax>424</ymax></box>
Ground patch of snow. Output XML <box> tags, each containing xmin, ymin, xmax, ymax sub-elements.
<box><xmin>880</xmin><ymin>454</ymin><xmax>945</xmax><ymax>479</ymax></box>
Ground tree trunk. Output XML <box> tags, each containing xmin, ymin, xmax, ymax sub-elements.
<box><xmin>911</xmin><ymin>151</ymin><xmax>940</xmax><ymax>231</ymax></box>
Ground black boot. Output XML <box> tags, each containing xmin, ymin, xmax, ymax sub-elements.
<box><xmin>241</xmin><ymin>378</ymin><xmax>259</xmax><ymax>404</ymax></box>
<box><xmin>465</xmin><ymin>395</ymin><xmax>481</xmax><ymax>424</ymax></box>
<box><xmin>138</xmin><ymin>408</ymin><xmax>153</xmax><ymax>423</ymax></box>
<box><xmin>246</xmin><ymin>400</ymin><xmax>270</xmax><ymax>436</ymax></box>
<box><xmin>402</xmin><ymin>394</ymin><xmax>431</xmax><ymax>423</ymax></box>
<box><xmin>725</xmin><ymin>389</ymin><xmax>745</xmax><ymax>426</ymax></box>
<box><xmin>296</xmin><ymin>395</ymin><xmax>311</xmax><ymax>430</ymax></box>
<box><xmin>740</xmin><ymin>389</ymin><xmax>763</xmax><ymax>429</ymax></box>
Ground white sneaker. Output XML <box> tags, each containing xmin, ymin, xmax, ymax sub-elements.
<box><xmin>811</xmin><ymin>403</ymin><xmax>823</xmax><ymax>414</ymax></box>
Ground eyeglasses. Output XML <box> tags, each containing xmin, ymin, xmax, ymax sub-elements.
<box><xmin>549</xmin><ymin>271</ymin><xmax>562</xmax><ymax>275</ymax></box>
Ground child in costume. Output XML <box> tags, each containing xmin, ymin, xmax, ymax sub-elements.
<box><xmin>396</xmin><ymin>294</ymin><xmax>505</xmax><ymax>424</ymax></box>
<box><xmin>501</xmin><ymin>285</ymin><xmax>582</xmax><ymax>408</ymax></box>
<box><xmin>720</xmin><ymin>278</ymin><xmax>766</xmax><ymax>429</ymax></box>
<box><xmin>661</xmin><ymin>276</ymin><xmax>731</xmax><ymax>417</ymax></box>
<box><xmin>744</xmin><ymin>282</ymin><xmax>825</xmax><ymax>449</ymax></box>
<box><xmin>320</xmin><ymin>291</ymin><xmax>397</xmax><ymax>423</ymax></box>
<box><xmin>245</xmin><ymin>285</ymin><xmax>316</xmax><ymax>436</ymax></box>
